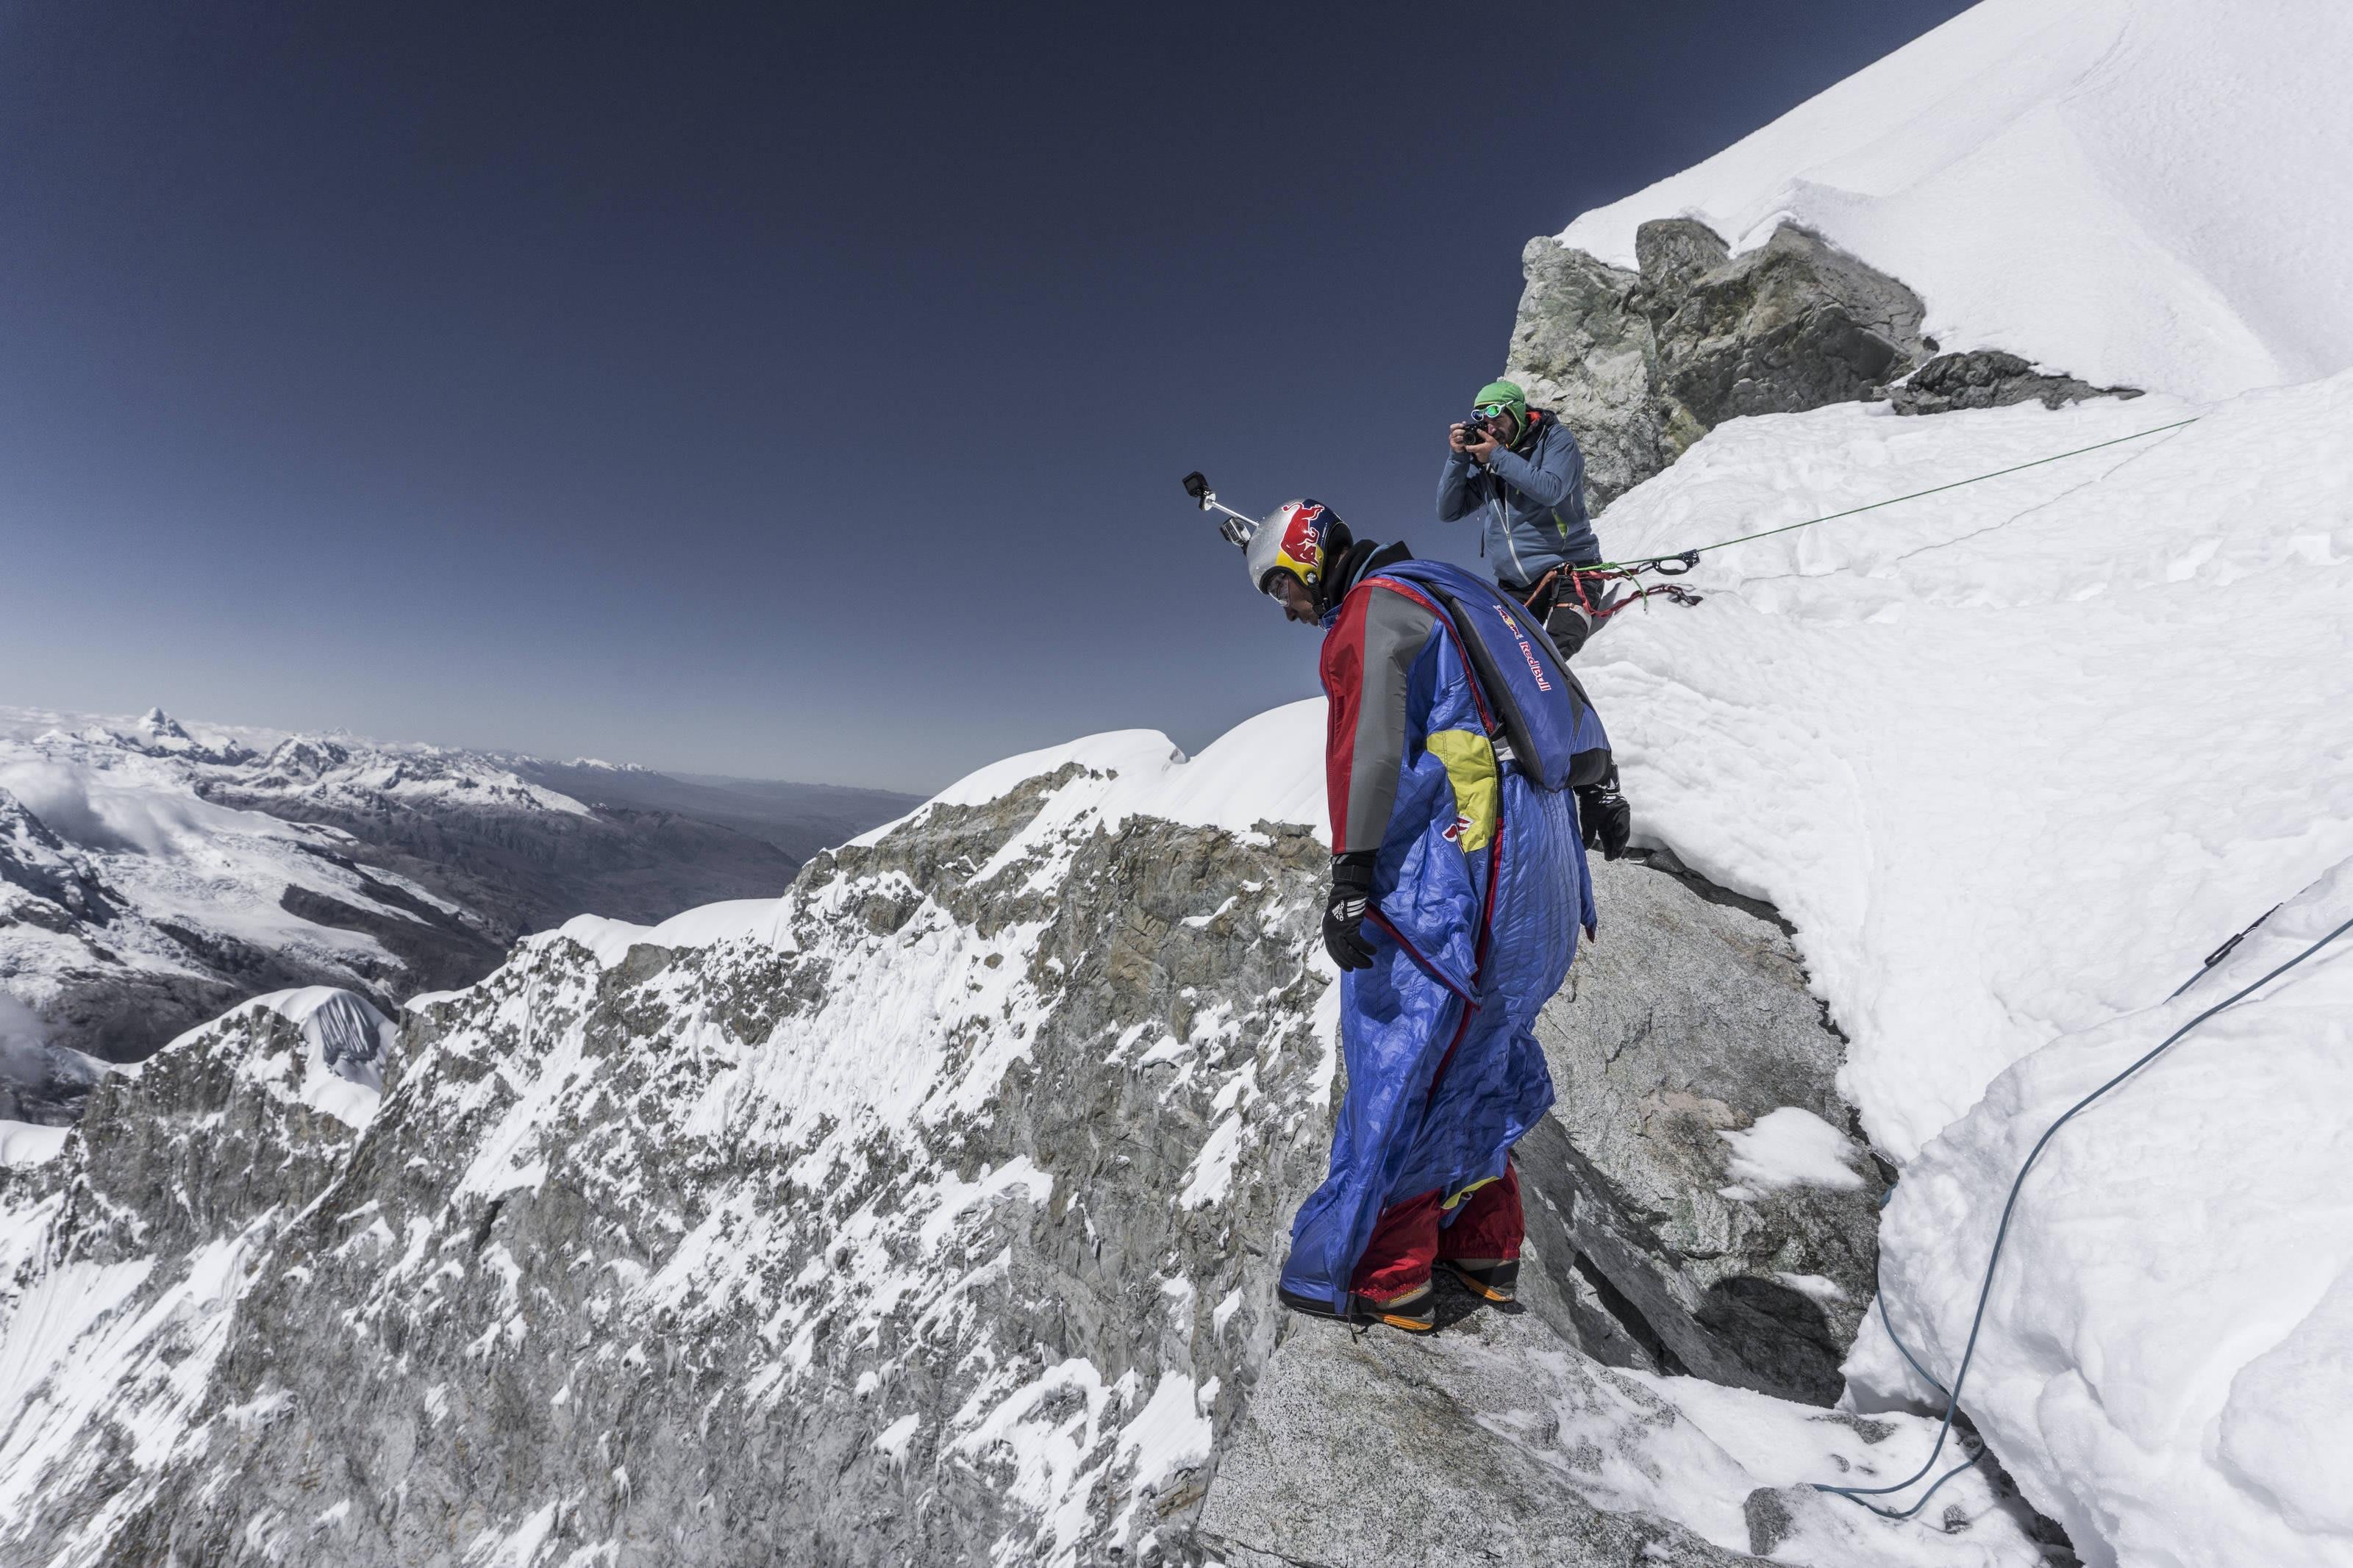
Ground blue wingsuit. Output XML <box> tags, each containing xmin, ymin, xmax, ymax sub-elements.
<box><xmin>1278</xmin><ymin>547</ymin><xmax>1599</xmax><ymax>1312</ymax></box>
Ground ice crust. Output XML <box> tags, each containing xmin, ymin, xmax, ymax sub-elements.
<box><xmin>1557</xmin><ymin>0</ymin><xmax>2353</xmax><ymax>404</ymax></box>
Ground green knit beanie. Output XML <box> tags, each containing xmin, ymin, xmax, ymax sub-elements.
<box><xmin>1472</xmin><ymin>379</ymin><xmax>1527</xmax><ymax>418</ymax></box>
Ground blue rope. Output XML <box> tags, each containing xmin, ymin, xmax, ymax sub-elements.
<box><xmin>1818</xmin><ymin>909</ymin><xmax>2353</xmax><ymax>1522</ymax></box>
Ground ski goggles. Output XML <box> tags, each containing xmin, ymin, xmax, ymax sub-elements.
<box><xmin>1260</xmin><ymin>568</ymin><xmax>1309</xmax><ymax>601</ymax></box>
<box><xmin>1471</xmin><ymin>401</ymin><xmax>1521</xmax><ymax>422</ymax></box>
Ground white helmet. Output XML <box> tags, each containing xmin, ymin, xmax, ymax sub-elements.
<box><xmin>1243</xmin><ymin>499</ymin><xmax>1348</xmax><ymax>598</ymax></box>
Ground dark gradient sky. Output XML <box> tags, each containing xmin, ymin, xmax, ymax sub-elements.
<box><xmin>1</xmin><ymin>1</ymin><xmax>1973</xmax><ymax>790</ymax></box>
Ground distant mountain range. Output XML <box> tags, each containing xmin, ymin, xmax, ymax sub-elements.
<box><xmin>0</xmin><ymin>705</ymin><xmax>916</xmax><ymax>1120</ymax></box>
<box><xmin>511</xmin><ymin>759</ymin><xmax>918</xmax><ymax>864</ymax></box>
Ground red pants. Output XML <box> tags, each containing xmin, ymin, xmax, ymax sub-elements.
<box><xmin>1349</xmin><ymin>1161</ymin><xmax>1524</xmax><ymax>1303</ymax></box>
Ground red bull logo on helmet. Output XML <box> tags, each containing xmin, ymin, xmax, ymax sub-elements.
<box><xmin>1276</xmin><ymin>502</ymin><xmax>1327</xmax><ymax>579</ymax></box>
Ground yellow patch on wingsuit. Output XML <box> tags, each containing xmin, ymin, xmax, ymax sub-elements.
<box><xmin>1424</xmin><ymin>728</ymin><xmax>1497</xmax><ymax>853</ymax></box>
<box><xmin>1443</xmin><ymin>1174</ymin><xmax>1500</xmax><ymax>1210</ymax></box>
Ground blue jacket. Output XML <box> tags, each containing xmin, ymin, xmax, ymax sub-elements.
<box><xmin>1436</xmin><ymin>409</ymin><xmax>1599</xmax><ymax>586</ymax></box>
<box><xmin>1278</xmin><ymin>558</ymin><xmax>1596</xmax><ymax>1312</ymax></box>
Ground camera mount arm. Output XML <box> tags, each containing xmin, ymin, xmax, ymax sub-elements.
<box><xmin>1181</xmin><ymin>470</ymin><xmax>1258</xmax><ymax>548</ymax></box>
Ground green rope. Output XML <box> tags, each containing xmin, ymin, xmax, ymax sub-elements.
<box><xmin>1593</xmin><ymin>416</ymin><xmax>2202</xmax><ymax>576</ymax></box>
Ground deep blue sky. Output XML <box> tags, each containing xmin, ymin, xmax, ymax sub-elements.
<box><xmin>1</xmin><ymin>1</ymin><xmax>1972</xmax><ymax>790</ymax></box>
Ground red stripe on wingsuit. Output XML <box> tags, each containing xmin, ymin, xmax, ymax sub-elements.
<box><xmin>1319</xmin><ymin>587</ymin><xmax>1371</xmax><ymax>850</ymax></box>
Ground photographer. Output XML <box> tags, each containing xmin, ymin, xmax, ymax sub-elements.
<box><xmin>1436</xmin><ymin>379</ymin><xmax>1608</xmax><ymax>659</ymax></box>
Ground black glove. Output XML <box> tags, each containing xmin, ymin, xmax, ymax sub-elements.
<box><xmin>1577</xmin><ymin>775</ymin><xmax>1632</xmax><ymax>862</ymax></box>
<box><xmin>1322</xmin><ymin>852</ymin><xmax>1378</xmax><ymax>972</ymax></box>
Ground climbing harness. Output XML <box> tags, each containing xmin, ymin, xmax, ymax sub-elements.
<box><xmin>1580</xmin><ymin>416</ymin><xmax>2204</xmax><ymax>615</ymax></box>
<box><xmin>1519</xmin><ymin>562</ymin><xmax>1702</xmax><ymax>626</ymax></box>
<box><xmin>1817</xmin><ymin>906</ymin><xmax>2353</xmax><ymax>1522</ymax></box>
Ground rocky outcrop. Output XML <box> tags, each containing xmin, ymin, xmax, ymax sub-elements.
<box><xmin>1889</xmin><ymin>350</ymin><xmax>2143</xmax><ymax>416</ymax></box>
<box><xmin>0</xmin><ymin>992</ymin><xmax>390</xmax><ymax>1545</ymax></box>
<box><xmin>1521</xmin><ymin>850</ymin><xmax>1883</xmax><ymax>1406</ymax></box>
<box><xmin>1</xmin><ymin>765</ymin><xmax>1343</xmax><ymax>1566</ymax></box>
<box><xmin>1198</xmin><ymin>1286</ymin><xmax>2057</xmax><ymax>1567</ymax></box>
<box><xmin>1502</xmin><ymin>221</ymin><xmax>2143</xmax><ymax>512</ymax></box>
<box><xmin>1200</xmin><ymin>1304</ymin><xmax>1752</xmax><ymax>1568</ymax></box>
<box><xmin>1507</xmin><ymin>219</ymin><xmax>1931</xmax><ymax>508</ymax></box>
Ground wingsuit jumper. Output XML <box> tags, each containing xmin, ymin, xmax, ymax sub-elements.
<box><xmin>1246</xmin><ymin>498</ymin><xmax>1610</xmax><ymax>1333</ymax></box>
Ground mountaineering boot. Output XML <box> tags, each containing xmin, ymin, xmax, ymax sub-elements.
<box><xmin>1277</xmin><ymin>1280</ymin><xmax>1438</xmax><ymax>1333</ymax></box>
<box><xmin>1360</xmin><ymin>1281</ymin><xmax>1437</xmax><ymax>1331</ymax></box>
<box><xmin>1439</xmin><ymin>1257</ymin><xmax>1520</xmax><ymax>1303</ymax></box>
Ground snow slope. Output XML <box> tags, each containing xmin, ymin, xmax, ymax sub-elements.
<box><xmin>1583</xmin><ymin>379</ymin><xmax>2353</xmax><ymax>1159</ymax></box>
<box><xmin>1557</xmin><ymin>0</ymin><xmax>2353</xmax><ymax>402</ymax></box>
<box><xmin>1852</xmin><ymin>863</ymin><xmax>2353</xmax><ymax>1568</ymax></box>
<box><xmin>1575</xmin><ymin>371</ymin><xmax>2351</xmax><ymax>1561</ymax></box>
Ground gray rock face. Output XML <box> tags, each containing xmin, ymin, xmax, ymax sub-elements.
<box><xmin>1200</xmin><ymin>1267</ymin><xmax>2062</xmax><ymax>1568</ymax></box>
<box><xmin>1646</xmin><ymin>221</ymin><xmax>1928</xmax><ymax>434</ymax></box>
<box><xmin>1889</xmin><ymin>350</ymin><xmax>2143</xmax><ymax>416</ymax></box>
<box><xmin>1635</xmin><ymin>216</ymin><xmax>1732</xmax><ymax>290</ymax></box>
<box><xmin>1502</xmin><ymin>221</ymin><xmax>2147</xmax><ymax>518</ymax></box>
<box><xmin>1</xmin><ymin>763</ymin><xmax>1342</xmax><ymax>1566</ymax></box>
<box><xmin>1505</xmin><ymin>219</ymin><xmax>1930</xmax><ymax>510</ymax></box>
<box><xmin>1503</xmin><ymin>242</ymin><xmax>1679</xmax><ymax>519</ymax></box>
<box><xmin>1520</xmin><ymin>851</ymin><xmax>1885</xmax><ymax>1406</ymax></box>
<box><xmin>1198</xmin><ymin>1296</ymin><xmax>1751</xmax><ymax>1568</ymax></box>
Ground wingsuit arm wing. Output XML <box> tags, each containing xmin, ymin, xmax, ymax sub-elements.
<box><xmin>1322</xmin><ymin>583</ymin><xmax>1437</xmax><ymax>855</ymax></box>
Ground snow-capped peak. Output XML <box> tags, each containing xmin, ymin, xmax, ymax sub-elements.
<box><xmin>1557</xmin><ymin>0</ymin><xmax>2353</xmax><ymax>402</ymax></box>
<box><xmin>136</xmin><ymin>706</ymin><xmax>190</xmax><ymax>742</ymax></box>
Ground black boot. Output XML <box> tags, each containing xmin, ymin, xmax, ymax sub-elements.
<box><xmin>1438</xmin><ymin>1257</ymin><xmax>1521</xmax><ymax>1303</ymax></box>
<box><xmin>1278</xmin><ymin>1281</ymin><xmax>1437</xmax><ymax>1333</ymax></box>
